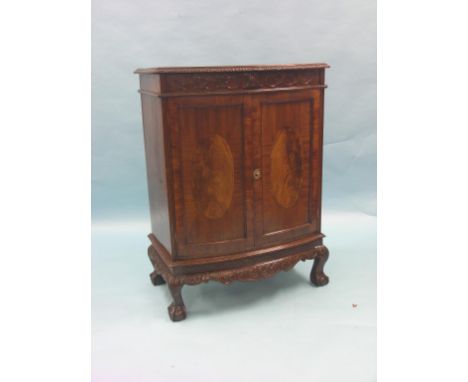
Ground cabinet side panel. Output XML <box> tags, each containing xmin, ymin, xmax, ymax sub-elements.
<box><xmin>140</xmin><ymin>93</ymin><xmax>172</xmax><ymax>252</ymax></box>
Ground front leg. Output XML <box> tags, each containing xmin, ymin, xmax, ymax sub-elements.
<box><xmin>150</xmin><ymin>270</ymin><xmax>166</xmax><ymax>286</ymax></box>
<box><xmin>310</xmin><ymin>245</ymin><xmax>330</xmax><ymax>286</ymax></box>
<box><xmin>167</xmin><ymin>283</ymin><xmax>187</xmax><ymax>322</ymax></box>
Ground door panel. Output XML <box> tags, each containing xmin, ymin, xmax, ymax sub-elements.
<box><xmin>167</xmin><ymin>95</ymin><xmax>254</xmax><ymax>258</ymax></box>
<box><xmin>248</xmin><ymin>89</ymin><xmax>323</xmax><ymax>247</ymax></box>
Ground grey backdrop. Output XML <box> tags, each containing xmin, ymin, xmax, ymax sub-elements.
<box><xmin>92</xmin><ymin>0</ymin><xmax>376</xmax><ymax>222</ymax></box>
<box><xmin>92</xmin><ymin>1</ymin><xmax>376</xmax><ymax>380</ymax></box>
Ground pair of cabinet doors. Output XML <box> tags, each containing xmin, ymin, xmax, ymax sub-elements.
<box><xmin>166</xmin><ymin>89</ymin><xmax>324</xmax><ymax>259</ymax></box>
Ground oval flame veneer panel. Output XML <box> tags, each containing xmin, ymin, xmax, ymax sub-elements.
<box><xmin>270</xmin><ymin>126</ymin><xmax>303</xmax><ymax>208</ymax></box>
<box><xmin>192</xmin><ymin>134</ymin><xmax>234</xmax><ymax>219</ymax></box>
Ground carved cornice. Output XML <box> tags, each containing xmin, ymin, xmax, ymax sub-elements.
<box><xmin>135</xmin><ymin>63</ymin><xmax>329</xmax><ymax>74</ymax></box>
<box><xmin>148</xmin><ymin>245</ymin><xmax>323</xmax><ymax>286</ymax></box>
<box><xmin>161</xmin><ymin>70</ymin><xmax>323</xmax><ymax>94</ymax></box>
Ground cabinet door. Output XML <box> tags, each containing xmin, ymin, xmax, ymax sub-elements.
<box><xmin>166</xmin><ymin>95</ymin><xmax>254</xmax><ymax>258</ymax></box>
<box><xmin>247</xmin><ymin>89</ymin><xmax>324</xmax><ymax>248</ymax></box>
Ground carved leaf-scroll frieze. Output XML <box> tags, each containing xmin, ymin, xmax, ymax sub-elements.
<box><xmin>163</xmin><ymin>70</ymin><xmax>320</xmax><ymax>93</ymax></box>
<box><xmin>271</xmin><ymin>126</ymin><xmax>303</xmax><ymax>208</ymax></box>
<box><xmin>148</xmin><ymin>242</ymin><xmax>327</xmax><ymax>287</ymax></box>
<box><xmin>192</xmin><ymin>135</ymin><xmax>234</xmax><ymax>220</ymax></box>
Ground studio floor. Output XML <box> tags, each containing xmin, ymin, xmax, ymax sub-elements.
<box><xmin>92</xmin><ymin>211</ymin><xmax>376</xmax><ymax>382</ymax></box>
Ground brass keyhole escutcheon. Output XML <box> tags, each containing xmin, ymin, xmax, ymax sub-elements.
<box><xmin>253</xmin><ymin>168</ymin><xmax>261</xmax><ymax>180</ymax></box>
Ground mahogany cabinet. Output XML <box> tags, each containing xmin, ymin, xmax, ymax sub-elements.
<box><xmin>135</xmin><ymin>64</ymin><xmax>330</xmax><ymax>321</ymax></box>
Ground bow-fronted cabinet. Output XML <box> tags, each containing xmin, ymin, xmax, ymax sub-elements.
<box><xmin>135</xmin><ymin>64</ymin><xmax>330</xmax><ymax>321</ymax></box>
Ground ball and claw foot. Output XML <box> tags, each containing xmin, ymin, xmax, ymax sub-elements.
<box><xmin>150</xmin><ymin>270</ymin><xmax>166</xmax><ymax>286</ymax></box>
<box><xmin>168</xmin><ymin>303</ymin><xmax>187</xmax><ymax>322</ymax></box>
<box><xmin>310</xmin><ymin>245</ymin><xmax>330</xmax><ymax>287</ymax></box>
<box><xmin>167</xmin><ymin>283</ymin><xmax>187</xmax><ymax>322</ymax></box>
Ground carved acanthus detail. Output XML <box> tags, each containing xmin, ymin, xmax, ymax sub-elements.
<box><xmin>163</xmin><ymin>70</ymin><xmax>321</xmax><ymax>93</ymax></box>
<box><xmin>148</xmin><ymin>245</ymin><xmax>326</xmax><ymax>287</ymax></box>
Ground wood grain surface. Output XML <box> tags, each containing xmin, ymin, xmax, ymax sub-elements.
<box><xmin>192</xmin><ymin>134</ymin><xmax>234</xmax><ymax>220</ymax></box>
<box><xmin>271</xmin><ymin>126</ymin><xmax>303</xmax><ymax>208</ymax></box>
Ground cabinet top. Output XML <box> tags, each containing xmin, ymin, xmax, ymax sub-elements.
<box><xmin>134</xmin><ymin>63</ymin><xmax>329</xmax><ymax>75</ymax></box>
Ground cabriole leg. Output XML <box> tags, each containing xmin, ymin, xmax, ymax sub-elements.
<box><xmin>149</xmin><ymin>270</ymin><xmax>166</xmax><ymax>286</ymax></box>
<box><xmin>310</xmin><ymin>245</ymin><xmax>330</xmax><ymax>286</ymax></box>
<box><xmin>167</xmin><ymin>283</ymin><xmax>187</xmax><ymax>322</ymax></box>
<box><xmin>148</xmin><ymin>245</ymin><xmax>166</xmax><ymax>286</ymax></box>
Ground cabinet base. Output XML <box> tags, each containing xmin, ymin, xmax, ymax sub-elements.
<box><xmin>147</xmin><ymin>235</ymin><xmax>329</xmax><ymax>322</ymax></box>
